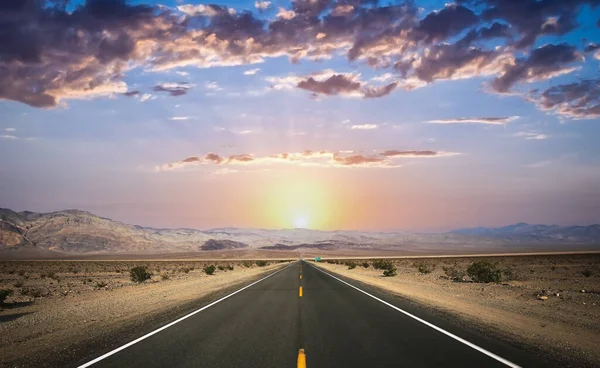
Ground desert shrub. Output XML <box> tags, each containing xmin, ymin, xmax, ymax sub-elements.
<box><xmin>0</xmin><ymin>289</ymin><xmax>13</xmax><ymax>304</ymax></box>
<box><xmin>467</xmin><ymin>260</ymin><xmax>502</xmax><ymax>283</ymax></box>
<box><xmin>18</xmin><ymin>270</ymin><xmax>26</xmax><ymax>277</ymax></box>
<box><xmin>442</xmin><ymin>264</ymin><xmax>465</xmax><ymax>281</ymax></box>
<box><xmin>160</xmin><ymin>272</ymin><xmax>170</xmax><ymax>280</ymax></box>
<box><xmin>582</xmin><ymin>269</ymin><xmax>593</xmax><ymax>278</ymax></box>
<box><xmin>243</xmin><ymin>262</ymin><xmax>252</xmax><ymax>268</ymax></box>
<box><xmin>256</xmin><ymin>260</ymin><xmax>268</xmax><ymax>267</ymax></box>
<box><xmin>204</xmin><ymin>265</ymin><xmax>216</xmax><ymax>275</ymax></box>
<box><xmin>218</xmin><ymin>265</ymin><xmax>225</xmax><ymax>271</ymax></box>
<box><xmin>415</xmin><ymin>261</ymin><xmax>435</xmax><ymax>274</ymax></box>
<box><xmin>383</xmin><ymin>264</ymin><xmax>397</xmax><ymax>277</ymax></box>
<box><xmin>20</xmin><ymin>287</ymin><xmax>45</xmax><ymax>298</ymax></box>
<box><xmin>13</xmin><ymin>281</ymin><xmax>24</xmax><ymax>288</ymax></box>
<box><xmin>347</xmin><ymin>262</ymin><xmax>357</xmax><ymax>270</ymax></box>
<box><xmin>130</xmin><ymin>266</ymin><xmax>152</xmax><ymax>283</ymax></box>
<box><xmin>227</xmin><ymin>264</ymin><xmax>234</xmax><ymax>271</ymax></box>
<box><xmin>95</xmin><ymin>281</ymin><xmax>107</xmax><ymax>288</ymax></box>
<box><xmin>373</xmin><ymin>259</ymin><xmax>393</xmax><ymax>270</ymax></box>
<box><xmin>362</xmin><ymin>262</ymin><xmax>370</xmax><ymax>268</ymax></box>
<box><xmin>181</xmin><ymin>267</ymin><xmax>190</xmax><ymax>274</ymax></box>
<box><xmin>46</xmin><ymin>271</ymin><xmax>56</xmax><ymax>279</ymax></box>
<box><xmin>502</xmin><ymin>266</ymin><xmax>516</xmax><ymax>281</ymax></box>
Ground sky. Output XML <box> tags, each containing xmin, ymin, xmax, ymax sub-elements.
<box><xmin>1</xmin><ymin>0</ymin><xmax>600</xmax><ymax>232</ymax></box>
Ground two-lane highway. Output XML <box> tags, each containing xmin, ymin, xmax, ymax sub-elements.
<box><xmin>79</xmin><ymin>261</ymin><xmax>551</xmax><ymax>368</ymax></box>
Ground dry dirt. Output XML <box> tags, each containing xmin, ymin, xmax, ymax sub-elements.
<box><xmin>0</xmin><ymin>260</ymin><xmax>289</xmax><ymax>368</ymax></box>
<box><xmin>314</xmin><ymin>253</ymin><xmax>600</xmax><ymax>367</ymax></box>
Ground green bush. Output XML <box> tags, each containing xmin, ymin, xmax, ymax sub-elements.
<box><xmin>218</xmin><ymin>265</ymin><xmax>225</xmax><ymax>271</ymax></box>
<box><xmin>373</xmin><ymin>259</ymin><xmax>393</xmax><ymax>270</ymax></box>
<box><xmin>256</xmin><ymin>260</ymin><xmax>268</xmax><ymax>267</ymax></box>
<box><xmin>347</xmin><ymin>262</ymin><xmax>356</xmax><ymax>270</ymax></box>
<box><xmin>467</xmin><ymin>260</ymin><xmax>501</xmax><ymax>283</ymax></box>
<box><xmin>415</xmin><ymin>261</ymin><xmax>435</xmax><ymax>274</ymax></box>
<box><xmin>383</xmin><ymin>267</ymin><xmax>397</xmax><ymax>277</ymax></box>
<box><xmin>95</xmin><ymin>281</ymin><xmax>107</xmax><ymax>288</ymax></box>
<box><xmin>0</xmin><ymin>289</ymin><xmax>13</xmax><ymax>304</ymax></box>
<box><xmin>442</xmin><ymin>264</ymin><xmax>465</xmax><ymax>281</ymax></box>
<box><xmin>242</xmin><ymin>262</ymin><xmax>252</xmax><ymax>268</ymax></box>
<box><xmin>227</xmin><ymin>264</ymin><xmax>234</xmax><ymax>271</ymax></box>
<box><xmin>362</xmin><ymin>262</ymin><xmax>370</xmax><ymax>268</ymax></box>
<box><xmin>130</xmin><ymin>266</ymin><xmax>152</xmax><ymax>283</ymax></box>
<box><xmin>204</xmin><ymin>265</ymin><xmax>216</xmax><ymax>275</ymax></box>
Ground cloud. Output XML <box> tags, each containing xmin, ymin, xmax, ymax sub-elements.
<box><xmin>156</xmin><ymin>148</ymin><xmax>460</xmax><ymax>171</ymax></box>
<box><xmin>428</xmin><ymin>116</ymin><xmax>519</xmax><ymax>124</ymax></box>
<box><xmin>123</xmin><ymin>90</ymin><xmax>140</xmax><ymax>97</ymax></box>
<box><xmin>205</xmin><ymin>81</ymin><xmax>222</xmax><ymax>91</ymax></box>
<box><xmin>153</xmin><ymin>82</ymin><xmax>193</xmax><ymax>96</ymax></box>
<box><xmin>350</xmin><ymin>124</ymin><xmax>378</xmax><ymax>130</ymax></box>
<box><xmin>491</xmin><ymin>43</ymin><xmax>583</xmax><ymax>93</ymax></box>
<box><xmin>5</xmin><ymin>128</ymin><xmax>16</xmax><ymax>132</ymax></box>
<box><xmin>244</xmin><ymin>68</ymin><xmax>260</xmax><ymax>75</ymax></box>
<box><xmin>0</xmin><ymin>0</ymin><xmax>594</xmax><ymax>108</ymax></box>
<box><xmin>0</xmin><ymin>135</ymin><xmax>18</xmax><ymax>140</ymax></box>
<box><xmin>169</xmin><ymin>116</ymin><xmax>190</xmax><ymax>121</ymax></box>
<box><xmin>527</xmin><ymin>79</ymin><xmax>600</xmax><ymax>120</ymax></box>
<box><xmin>514</xmin><ymin>132</ymin><xmax>549</xmax><ymax>140</ymax></box>
<box><xmin>255</xmin><ymin>1</ymin><xmax>271</xmax><ymax>10</ymax></box>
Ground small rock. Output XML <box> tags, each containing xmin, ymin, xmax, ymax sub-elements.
<box><xmin>538</xmin><ymin>296</ymin><xmax>548</xmax><ymax>301</ymax></box>
<box><xmin>581</xmin><ymin>289</ymin><xmax>586</xmax><ymax>293</ymax></box>
<box><xmin>555</xmin><ymin>293</ymin><xmax>560</xmax><ymax>297</ymax></box>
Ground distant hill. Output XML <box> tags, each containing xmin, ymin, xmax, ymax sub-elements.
<box><xmin>1</xmin><ymin>207</ymin><xmax>599</xmax><ymax>256</ymax></box>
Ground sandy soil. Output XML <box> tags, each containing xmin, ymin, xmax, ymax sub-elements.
<box><xmin>314</xmin><ymin>254</ymin><xmax>600</xmax><ymax>367</ymax></box>
<box><xmin>0</xmin><ymin>260</ymin><xmax>288</xmax><ymax>368</ymax></box>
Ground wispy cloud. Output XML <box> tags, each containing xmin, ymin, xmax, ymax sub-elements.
<box><xmin>428</xmin><ymin>116</ymin><xmax>519</xmax><ymax>125</ymax></box>
<box><xmin>156</xmin><ymin>149</ymin><xmax>460</xmax><ymax>171</ymax></box>
<box><xmin>350</xmin><ymin>124</ymin><xmax>378</xmax><ymax>130</ymax></box>
<box><xmin>515</xmin><ymin>132</ymin><xmax>549</xmax><ymax>140</ymax></box>
<box><xmin>169</xmin><ymin>116</ymin><xmax>191</xmax><ymax>121</ymax></box>
<box><xmin>244</xmin><ymin>68</ymin><xmax>260</xmax><ymax>75</ymax></box>
<box><xmin>254</xmin><ymin>1</ymin><xmax>271</xmax><ymax>10</ymax></box>
<box><xmin>0</xmin><ymin>135</ymin><xmax>18</xmax><ymax>140</ymax></box>
<box><xmin>153</xmin><ymin>82</ymin><xmax>193</xmax><ymax>97</ymax></box>
<box><xmin>5</xmin><ymin>128</ymin><xmax>15</xmax><ymax>132</ymax></box>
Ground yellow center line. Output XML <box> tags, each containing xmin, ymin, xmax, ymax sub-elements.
<box><xmin>297</xmin><ymin>349</ymin><xmax>306</xmax><ymax>368</ymax></box>
<box><xmin>299</xmin><ymin>286</ymin><xmax>303</xmax><ymax>297</ymax></box>
<box><xmin>300</xmin><ymin>275</ymin><xmax>302</xmax><ymax>279</ymax></box>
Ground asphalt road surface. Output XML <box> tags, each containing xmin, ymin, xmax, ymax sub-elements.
<box><xmin>79</xmin><ymin>261</ymin><xmax>550</xmax><ymax>368</ymax></box>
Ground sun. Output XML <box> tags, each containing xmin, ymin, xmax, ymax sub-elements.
<box><xmin>294</xmin><ymin>216</ymin><xmax>308</xmax><ymax>229</ymax></box>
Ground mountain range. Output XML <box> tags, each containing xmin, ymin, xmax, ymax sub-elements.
<box><xmin>1</xmin><ymin>208</ymin><xmax>599</xmax><ymax>257</ymax></box>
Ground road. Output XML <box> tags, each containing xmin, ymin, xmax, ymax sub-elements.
<box><xmin>79</xmin><ymin>261</ymin><xmax>550</xmax><ymax>368</ymax></box>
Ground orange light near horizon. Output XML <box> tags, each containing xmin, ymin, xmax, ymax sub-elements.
<box><xmin>259</xmin><ymin>173</ymin><xmax>345</xmax><ymax>230</ymax></box>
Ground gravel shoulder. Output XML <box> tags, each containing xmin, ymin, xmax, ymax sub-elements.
<box><xmin>0</xmin><ymin>261</ymin><xmax>288</xmax><ymax>368</ymax></box>
<box><xmin>313</xmin><ymin>254</ymin><xmax>600</xmax><ymax>368</ymax></box>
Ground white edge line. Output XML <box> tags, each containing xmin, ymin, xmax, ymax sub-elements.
<box><xmin>78</xmin><ymin>261</ymin><xmax>297</xmax><ymax>368</ymax></box>
<box><xmin>307</xmin><ymin>262</ymin><xmax>522</xmax><ymax>368</ymax></box>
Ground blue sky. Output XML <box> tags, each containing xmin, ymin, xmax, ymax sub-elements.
<box><xmin>0</xmin><ymin>0</ymin><xmax>599</xmax><ymax>231</ymax></box>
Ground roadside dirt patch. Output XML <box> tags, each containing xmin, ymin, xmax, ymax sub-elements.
<box><xmin>315</xmin><ymin>254</ymin><xmax>600</xmax><ymax>368</ymax></box>
<box><xmin>0</xmin><ymin>260</ymin><xmax>288</xmax><ymax>368</ymax></box>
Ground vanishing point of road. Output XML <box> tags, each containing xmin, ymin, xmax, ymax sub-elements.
<box><xmin>77</xmin><ymin>261</ymin><xmax>552</xmax><ymax>368</ymax></box>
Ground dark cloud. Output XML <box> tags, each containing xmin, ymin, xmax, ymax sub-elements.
<box><xmin>205</xmin><ymin>153</ymin><xmax>224</xmax><ymax>164</ymax></box>
<box><xmin>182</xmin><ymin>156</ymin><xmax>201</xmax><ymax>163</ymax></box>
<box><xmin>491</xmin><ymin>43</ymin><xmax>583</xmax><ymax>93</ymax></box>
<box><xmin>123</xmin><ymin>90</ymin><xmax>140</xmax><ymax>97</ymax></box>
<box><xmin>584</xmin><ymin>43</ymin><xmax>600</xmax><ymax>53</ymax></box>
<box><xmin>0</xmin><ymin>0</ymin><xmax>594</xmax><ymax>109</ymax></box>
<box><xmin>332</xmin><ymin>153</ymin><xmax>385</xmax><ymax>166</ymax></box>
<box><xmin>152</xmin><ymin>83</ymin><xmax>192</xmax><ymax>96</ymax></box>
<box><xmin>297</xmin><ymin>75</ymin><xmax>361</xmax><ymax>96</ymax></box>
<box><xmin>415</xmin><ymin>4</ymin><xmax>478</xmax><ymax>44</ymax></box>
<box><xmin>529</xmin><ymin>79</ymin><xmax>600</xmax><ymax>119</ymax></box>
<box><xmin>461</xmin><ymin>0</ymin><xmax>598</xmax><ymax>49</ymax></box>
<box><xmin>227</xmin><ymin>154</ymin><xmax>254</xmax><ymax>163</ymax></box>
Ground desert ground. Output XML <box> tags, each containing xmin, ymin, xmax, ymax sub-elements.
<box><xmin>314</xmin><ymin>253</ymin><xmax>600</xmax><ymax>367</ymax></box>
<box><xmin>0</xmin><ymin>260</ymin><xmax>290</xmax><ymax>368</ymax></box>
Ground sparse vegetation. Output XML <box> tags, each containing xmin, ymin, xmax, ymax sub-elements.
<box><xmin>227</xmin><ymin>264</ymin><xmax>234</xmax><ymax>271</ymax></box>
<box><xmin>467</xmin><ymin>260</ymin><xmax>502</xmax><ymax>283</ymax></box>
<box><xmin>347</xmin><ymin>261</ymin><xmax>356</xmax><ymax>270</ymax></box>
<box><xmin>160</xmin><ymin>272</ymin><xmax>170</xmax><ymax>280</ymax></box>
<box><xmin>256</xmin><ymin>260</ymin><xmax>268</xmax><ymax>267</ymax></box>
<box><xmin>383</xmin><ymin>264</ymin><xmax>397</xmax><ymax>277</ymax></box>
<box><xmin>95</xmin><ymin>281</ymin><xmax>107</xmax><ymax>288</ymax></box>
<box><xmin>130</xmin><ymin>266</ymin><xmax>152</xmax><ymax>283</ymax></box>
<box><xmin>13</xmin><ymin>281</ymin><xmax>24</xmax><ymax>288</ymax></box>
<box><xmin>243</xmin><ymin>262</ymin><xmax>252</xmax><ymax>268</ymax></box>
<box><xmin>415</xmin><ymin>261</ymin><xmax>435</xmax><ymax>274</ymax></box>
<box><xmin>442</xmin><ymin>264</ymin><xmax>465</xmax><ymax>281</ymax></box>
<box><xmin>218</xmin><ymin>265</ymin><xmax>225</xmax><ymax>271</ymax></box>
<box><xmin>0</xmin><ymin>289</ymin><xmax>13</xmax><ymax>304</ymax></box>
<box><xmin>204</xmin><ymin>265</ymin><xmax>216</xmax><ymax>275</ymax></box>
<box><xmin>181</xmin><ymin>267</ymin><xmax>190</xmax><ymax>274</ymax></box>
<box><xmin>20</xmin><ymin>287</ymin><xmax>45</xmax><ymax>298</ymax></box>
<box><xmin>362</xmin><ymin>262</ymin><xmax>370</xmax><ymax>268</ymax></box>
<box><xmin>582</xmin><ymin>269</ymin><xmax>593</xmax><ymax>278</ymax></box>
<box><xmin>373</xmin><ymin>259</ymin><xmax>391</xmax><ymax>270</ymax></box>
